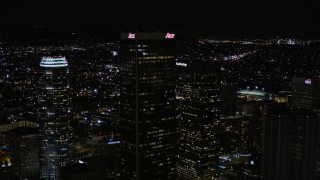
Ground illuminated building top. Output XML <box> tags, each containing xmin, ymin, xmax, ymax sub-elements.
<box><xmin>40</xmin><ymin>56</ymin><xmax>68</xmax><ymax>67</ymax></box>
<box><xmin>121</xmin><ymin>32</ymin><xmax>175</xmax><ymax>40</ymax></box>
<box><xmin>305</xmin><ymin>79</ymin><xmax>312</xmax><ymax>85</ymax></box>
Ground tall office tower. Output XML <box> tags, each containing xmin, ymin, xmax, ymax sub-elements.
<box><xmin>262</xmin><ymin>106</ymin><xmax>319</xmax><ymax>180</ymax></box>
<box><xmin>233</xmin><ymin>101</ymin><xmax>287</xmax><ymax>179</ymax></box>
<box><xmin>289</xmin><ymin>111</ymin><xmax>319</xmax><ymax>180</ymax></box>
<box><xmin>236</xmin><ymin>101</ymin><xmax>276</xmax><ymax>154</ymax></box>
<box><xmin>236</xmin><ymin>101</ymin><xmax>276</xmax><ymax>179</ymax></box>
<box><xmin>176</xmin><ymin>62</ymin><xmax>220</xmax><ymax>179</ymax></box>
<box><xmin>37</xmin><ymin>56</ymin><xmax>74</xmax><ymax>179</ymax></box>
<box><xmin>248</xmin><ymin>106</ymin><xmax>264</xmax><ymax>155</ymax></box>
<box><xmin>6</xmin><ymin>127</ymin><xmax>39</xmax><ymax>179</ymax></box>
<box><xmin>220</xmin><ymin>82</ymin><xmax>236</xmax><ymax>117</ymax></box>
<box><xmin>120</xmin><ymin>33</ymin><xmax>176</xmax><ymax>179</ymax></box>
<box><xmin>289</xmin><ymin>77</ymin><xmax>320</xmax><ymax>110</ymax></box>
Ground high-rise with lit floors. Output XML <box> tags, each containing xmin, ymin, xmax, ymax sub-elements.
<box><xmin>176</xmin><ymin>62</ymin><xmax>220</xmax><ymax>179</ymax></box>
<box><xmin>37</xmin><ymin>56</ymin><xmax>74</xmax><ymax>179</ymax></box>
<box><xmin>120</xmin><ymin>32</ymin><xmax>176</xmax><ymax>179</ymax></box>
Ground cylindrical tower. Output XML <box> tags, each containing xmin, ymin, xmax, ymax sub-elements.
<box><xmin>37</xmin><ymin>56</ymin><xmax>74</xmax><ymax>179</ymax></box>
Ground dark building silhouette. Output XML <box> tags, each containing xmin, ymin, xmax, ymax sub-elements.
<box><xmin>176</xmin><ymin>62</ymin><xmax>220</xmax><ymax>179</ymax></box>
<box><xmin>119</xmin><ymin>32</ymin><xmax>176</xmax><ymax>179</ymax></box>
<box><xmin>289</xmin><ymin>77</ymin><xmax>320</xmax><ymax>110</ymax></box>
<box><xmin>262</xmin><ymin>106</ymin><xmax>319</xmax><ymax>180</ymax></box>
<box><xmin>61</xmin><ymin>163</ymin><xmax>98</xmax><ymax>180</ymax></box>
<box><xmin>236</xmin><ymin>101</ymin><xmax>276</xmax><ymax>153</ymax></box>
<box><xmin>236</xmin><ymin>101</ymin><xmax>276</xmax><ymax>179</ymax></box>
<box><xmin>221</xmin><ymin>82</ymin><xmax>237</xmax><ymax>117</ymax></box>
<box><xmin>37</xmin><ymin>56</ymin><xmax>74</xmax><ymax>179</ymax></box>
<box><xmin>6</xmin><ymin>127</ymin><xmax>39</xmax><ymax>179</ymax></box>
<box><xmin>61</xmin><ymin>153</ymin><xmax>120</xmax><ymax>179</ymax></box>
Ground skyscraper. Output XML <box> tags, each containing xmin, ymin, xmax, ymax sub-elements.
<box><xmin>6</xmin><ymin>127</ymin><xmax>39</xmax><ymax>179</ymax></box>
<box><xmin>120</xmin><ymin>32</ymin><xmax>176</xmax><ymax>179</ymax></box>
<box><xmin>236</xmin><ymin>100</ymin><xmax>275</xmax><ymax>155</ymax></box>
<box><xmin>37</xmin><ymin>56</ymin><xmax>74</xmax><ymax>179</ymax></box>
<box><xmin>220</xmin><ymin>82</ymin><xmax>237</xmax><ymax>117</ymax></box>
<box><xmin>176</xmin><ymin>62</ymin><xmax>220</xmax><ymax>179</ymax></box>
<box><xmin>289</xmin><ymin>77</ymin><xmax>320</xmax><ymax>110</ymax></box>
<box><xmin>262</xmin><ymin>106</ymin><xmax>320</xmax><ymax>180</ymax></box>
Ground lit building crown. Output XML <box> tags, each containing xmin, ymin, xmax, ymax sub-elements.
<box><xmin>40</xmin><ymin>56</ymin><xmax>68</xmax><ymax>67</ymax></box>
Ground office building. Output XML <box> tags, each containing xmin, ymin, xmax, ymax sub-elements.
<box><xmin>37</xmin><ymin>56</ymin><xmax>74</xmax><ymax>179</ymax></box>
<box><xmin>176</xmin><ymin>62</ymin><xmax>220</xmax><ymax>179</ymax></box>
<box><xmin>221</xmin><ymin>82</ymin><xmax>237</xmax><ymax>117</ymax></box>
<box><xmin>262</xmin><ymin>106</ymin><xmax>319</xmax><ymax>180</ymax></box>
<box><xmin>289</xmin><ymin>77</ymin><xmax>320</xmax><ymax>110</ymax></box>
<box><xmin>6</xmin><ymin>127</ymin><xmax>39</xmax><ymax>179</ymax></box>
<box><xmin>120</xmin><ymin>33</ymin><xmax>176</xmax><ymax>179</ymax></box>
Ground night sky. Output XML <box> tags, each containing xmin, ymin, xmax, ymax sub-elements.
<box><xmin>1</xmin><ymin>1</ymin><xmax>319</xmax><ymax>35</ymax></box>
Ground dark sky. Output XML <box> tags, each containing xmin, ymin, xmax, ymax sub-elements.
<box><xmin>1</xmin><ymin>1</ymin><xmax>319</xmax><ymax>35</ymax></box>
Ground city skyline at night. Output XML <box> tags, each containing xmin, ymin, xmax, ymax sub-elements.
<box><xmin>2</xmin><ymin>2</ymin><xmax>320</xmax><ymax>179</ymax></box>
<box><xmin>1</xmin><ymin>29</ymin><xmax>320</xmax><ymax>179</ymax></box>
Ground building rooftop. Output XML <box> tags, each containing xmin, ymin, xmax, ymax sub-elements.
<box><xmin>267</xmin><ymin>106</ymin><xmax>317</xmax><ymax>117</ymax></box>
<box><xmin>10</xmin><ymin>126</ymin><xmax>38</xmax><ymax>135</ymax></box>
<box><xmin>238</xmin><ymin>90</ymin><xmax>266</xmax><ymax>96</ymax></box>
<box><xmin>120</xmin><ymin>32</ymin><xmax>175</xmax><ymax>40</ymax></box>
<box><xmin>40</xmin><ymin>56</ymin><xmax>68</xmax><ymax>68</ymax></box>
<box><xmin>61</xmin><ymin>163</ymin><xmax>95</xmax><ymax>175</ymax></box>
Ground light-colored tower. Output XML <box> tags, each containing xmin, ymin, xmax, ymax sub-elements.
<box><xmin>38</xmin><ymin>56</ymin><xmax>74</xmax><ymax>179</ymax></box>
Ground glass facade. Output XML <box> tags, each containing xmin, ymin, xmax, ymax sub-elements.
<box><xmin>37</xmin><ymin>57</ymin><xmax>74</xmax><ymax>179</ymax></box>
<box><xmin>262</xmin><ymin>107</ymin><xmax>320</xmax><ymax>180</ymax></box>
<box><xmin>290</xmin><ymin>77</ymin><xmax>320</xmax><ymax>110</ymax></box>
<box><xmin>6</xmin><ymin>127</ymin><xmax>39</xmax><ymax>179</ymax></box>
<box><xmin>120</xmin><ymin>33</ymin><xmax>176</xmax><ymax>179</ymax></box>
<box><xmin>176</xmin><ymin>62</ymin><xmax>220</xmax><ymax>179</ymax></box>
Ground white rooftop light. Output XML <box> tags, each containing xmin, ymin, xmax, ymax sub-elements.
<box><xmin>40</xmin><ymin>56</ymin><xmax>68</xmax><ymax>67</ymax></box>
